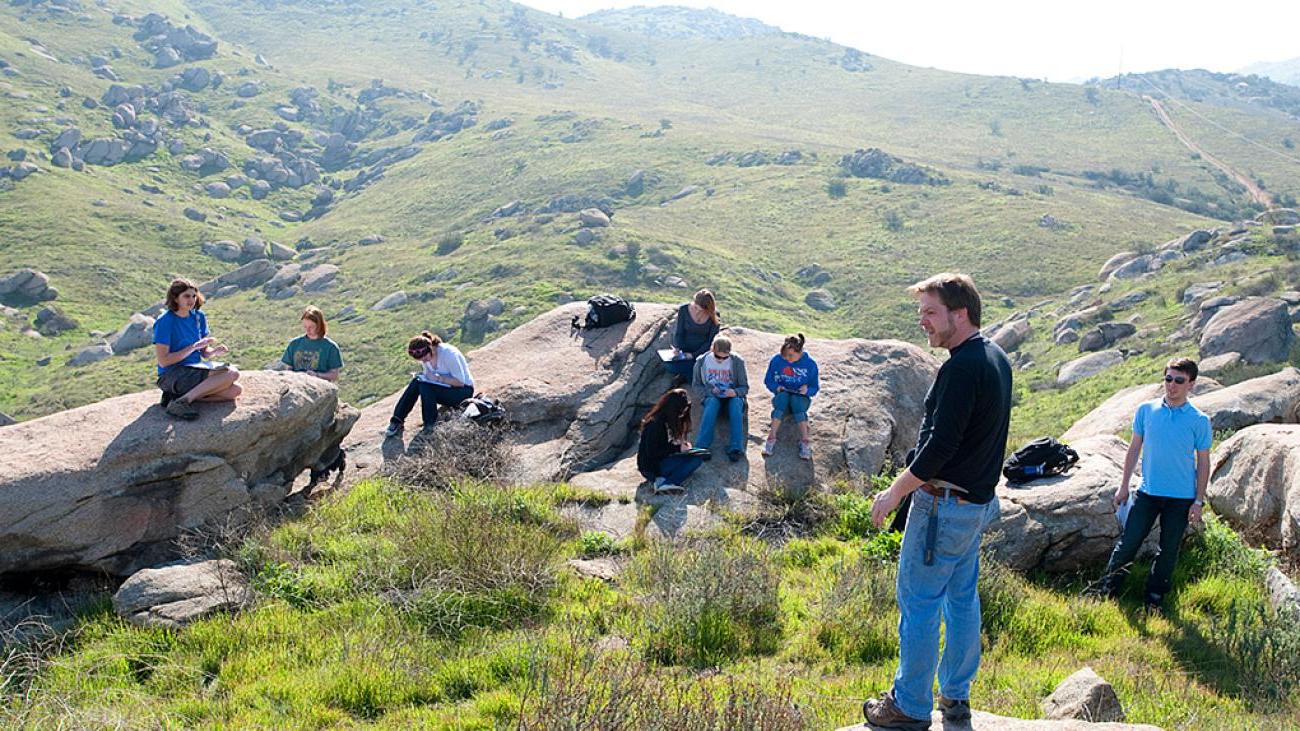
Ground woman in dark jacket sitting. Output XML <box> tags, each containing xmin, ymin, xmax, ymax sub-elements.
<box><xmin>636</xmin><ymin>388</ymin><xmax>702</xmax><ymax>494</ymax></box>
<box><xmin>665</xmin><ymin>289</ymin><xmax>720</xmax><ymax>380</ymax></box>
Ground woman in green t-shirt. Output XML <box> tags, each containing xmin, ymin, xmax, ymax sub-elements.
<box><xmin>281</xmin><ymin>306</ymin><xmax>343</xmax><ymax>381</ymax></box>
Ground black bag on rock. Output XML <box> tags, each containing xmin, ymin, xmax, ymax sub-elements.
<box><xmin>459</xmin><ymin>394</ymin><xmax>506</xmax><ymax>424</ymax></box>
<box><xmin>1002</xmin><ymin>436</ymin><xmax>1079</xmax><ymax>484</ymax></box>
<box><xmin>571</xmin><ymin>294</ymin><xmax>636</xmax><ymax>330</ymax></box>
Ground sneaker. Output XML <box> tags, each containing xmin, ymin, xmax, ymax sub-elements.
<box><xmin>938</xmin><ymin>695</ymin><xmax>971</xmax><ymax>722</ymax></box>
<box><xmin>700</xmin><ymin>450</ymin><xmax>712</xmax><ymax>461</ymax></box>
<box><xmin>418</xmin><ymin>424</ymin><xmax>437</xmax><ymax>438</ymax></box>
<box><xmin>382</xmin><ymin>421</ymin><xmax>403</xmax><ymax>438</ymax></box>
<box><xmin>798</xmin><ymin>440</ymin><xmax>813</xmax><ymax>460</ymax></box>
<box><xmin>159</xmin><ymin>391</ymin><xmax>173</xmax><ymax>407</ymax></box>
<box><xmin>164</xmin><ymin>398</ymin><xmax>199</xmax><ymax>420</ymax></box>
<box><xmin>1144</xmin><ymin>592</ymin><xmax>1165</xmax><ymax>614</ymax></box>
<box><xmin>727</xmin><ymin>449</ymin><xmax>743</xmax><ymax>462</ymax></box>
<box><xmin>761</xmin><ymin>438</ymin><xmax>776</xmax><ymax>458</ymax></box>
<box><xmin>862</xmin><ymin>690</ymin><xmax>929</xmax><ymax>731</ymax></box>
<box><xmin>653</xmin><ymin>476</ymin><xmax>667</xmax><ymax>491</ymax></box>
<box><xmin>655</xmin><ymin>482</ymin><xmax>685</xmax><ymax>495</ymax></box>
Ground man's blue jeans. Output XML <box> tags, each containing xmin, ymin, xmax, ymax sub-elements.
<box><xmin>696</xmin><ymin>395</ymin><xmax>745</xmax><ymax>453</ymax></box>
<box><xmin>892</xmin><ymin>490</ymin><xmax>1000</xmax><ymax>720</ymax></box>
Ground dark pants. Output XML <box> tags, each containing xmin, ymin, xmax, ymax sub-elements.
<box><xmin>657</xmin><ymin>453</ymin><xmax>702</xmax><ymax>485</ymax></box>
<box><xmin>391</xmin><ymin>378</ymin><xmax>474</xmax><ymax>428</ymax></box>
<box><xmin>664</xmin><ymin>359</ymin><xmax>695</xmax><ymax>377</ymax></box>
<box><xmin>1100</xmin><ymin>491</ymin><xmax>1194</xmax><ymax>603</ymax></box>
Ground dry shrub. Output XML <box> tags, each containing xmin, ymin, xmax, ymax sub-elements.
<box><xmin>736</xmin><ymin>482</ymin><xmax>836</xmax><ymax>543</ymax></box>
<box><xmin>381</xmin><ymin>419</ymin><xmax>514</xmax><ymax>491</ymax></box>
<box><xmin>516</xmin><ymin>637</ymin><xmax>811</xmax><ymax>730</ymax></box>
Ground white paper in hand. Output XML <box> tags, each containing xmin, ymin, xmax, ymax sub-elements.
<box><xmin>1115</xmin><ymin>491</ymin><xmax>1138</xmax><ymax>530</ymax></box>
<box><xmin>464</xmin><ymin>403</ymin><xmax>482</xmax><ymax>419</ymax></box>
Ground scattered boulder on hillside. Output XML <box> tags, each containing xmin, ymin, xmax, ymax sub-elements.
<box><xmin>1197</xmin><ymin>351</ymin><xmax>1243</xmax><ymax>377</ymax></box>
<box><xmin>579</xmin><ymin>208</ymin><xmax>611</xmax><ymax>227</ymax></box>
<box><xmin>1057</xmin><ymin>350</ymin><xmax>1123</xmax><ymax>387</ymax></box>
<box><xmin>1209</xmin><ymin>424</ymin><xmax>1300</xmax><ymax>555</ymax></box>
<box><xmin>1181</xmin><ymin>281</ymin><xmax>1223</xmax><ymax>305</ymax></box>
<box><xmin>1192</xmin><ymin>367</ymin><xmax>1300</xmax><ymax>432</ymax></box>
<box><xmin>33</xmin><ymin>306</ymin><xmax>77</xmax><ymax>336</ymax></box>
<box><xmin>987</xmin><ymin>315</ymin><xmax>1032</xmax><ymax>353</ymax></box>
<box><xmin>0</xmin><ymin>412</ymin><xmax>13</xmax><ymax>427</ymax></box>
<box><xmin>1266</xmin><ymin>567</ymin><xmax>1299</xmax><ymax>617</ymax></box>
<box><xmin>300</xmin><ymin>264</ymin><xmax>339</xmax><ymax>292</ymax></box>
<box><xmin>371</xmin><ymin>291</ymin><xmax>407</xmax><ymax>311</ymax></box>
<box><xmin>837</xmin><ymin>148</ymin><xmax>949</xmax><ymax>185</ymax></box>
<box><xmin>1062</xmin><ymin>379</ymin><xmax>1223</xmax><ymax>442</ymax></box>
<box><xmin>0</xmin><ymin>372</ymin><xmax>358</xmax><ymax>575</ymax></box>
<box><xmin>182</xmin><ymin>207</ymin><xmax>206</xmax><ymax>222</ymax></box>
<box><xmin>1259</xmin><ymin>209</ymin><xmax>1300</xmax><ymax>226</ymax></box>
<box><xmin>623</xmin><ymin>169</ymin><xmax>647</xmax><ymax>197</ymax></box>
<box><xmin>1078</xmin><ymin>322</ymin><xmax>1136</xmax><ymax>352</ymax></box>
<box><xmin>0</xmin><ymin>268</ymin><xmax>57</xmax><ymax>304</ymax></box>
<box><xmin>201</xmin><ymin>240</ymin><xmax>243</xmax><ymax>262</ymax></box>
<box><xmin>805</xmin><ymin>289</ymin><xmax>837</xmax><ymax>311</ymax></box>
<box><xmin>113</xmin><ymin>559</ymin><xmax>249</xmax><ymax>629</ymax></box>
<box><xmin>200</xmin><ymin>259</ymin><xmax>277</xmax><ymax>295</ymax></box>
<box><xmin>133</xmin><ymin>13</ymin><xmax>218</xmax><ymax>66</ymax></box>
<box><xmin>794</xmin><ymin>264</ymin><xmax>833</xmax><ymax>287</ymax></box>
<box><xmin>178</xmin><ymin>147</ymin><xmax>229</xmax><ymax>174</ymax></box>
<box><xmin>1098</xmin><ymin>252</ymin><xmax>1137</xmax><ymax>281</ymax></box>
<box><xmin>660</xmin><ymin>185</ymin><xmax>699</xmax><ymax>205</ymax></box>
<box><xmin>240</xmin><ymin>237</ymin><xmax>267</xmax><ymax>260</ymax></box>
<box><xmin>986</xmin><ymin>436</ymin><xmax>1138</xmax><ymax>573</ymax></box>
<box><xmin>1187</xmin><ymin>295</ymin><xmax>1240</xmax><ymax>333</ymax></box>
<box><xmin>1041</xmin><ymin>667</ymin><xmax>1126</xmax><ymax>722</ymax></box>
<box><xmin>262</xmin><ymin>263</ymin><xmax>303</xmax><ymax>299</ymax></box>
<box><xmin>68</xmin><ymin>343</ymin><xmax>113</xmax><ymax>367</ymax></box>
<box><xmin>1200</xmin><ymin>297</ymin><xmax>1293</xmax><ymax>364</ymax></box>
<box><xmin>267</xmin><ymin>240</ymin><xmax>296</xmax><ymax>261</ymax></box>
<box><xmin>1160</xmin><ymin>229</ymin><xmax>1214</xmax><ymax>253</ymax></box>
<box><xmin>1108</xmin><ymin>254</ymin><xmax>1157</xmax><ymax>281</ymax></box>
<box><xmin>107</xmin><ymin>313</ymin><xmax>155</xmax><ymax>355</ymax></box>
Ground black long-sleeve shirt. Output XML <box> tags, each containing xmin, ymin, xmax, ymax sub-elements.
<box><xmin>672</xmin><ymin>304</ymin><xmax>719</xmax><ymax>358</ymax></box>
<box><xmin>909</xmin><ymin>333</ymin><xmax>1013</xmax><ymax>504</ymax></box>
<box><xmin>637</xmin><ymin>414</ymin><xmax>678</xmax><ymax>480</ymax></box>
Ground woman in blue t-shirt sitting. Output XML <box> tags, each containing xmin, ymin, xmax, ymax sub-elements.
<box><xmin>383</xmin><ymin>331</ymin><xmax>475</xmax><ymax>439</ymax></box>
<box><xmin>281</xmin><ymin>306</ymin><xmax>343</xmax><ymax>381</ymax></box>
<box><xmin>152</xmin><ymin>278</ymin><xmax>242</xmax><ymax>420</ymax></box>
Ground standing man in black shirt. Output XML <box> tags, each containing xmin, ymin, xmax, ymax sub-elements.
<box><xmin>863</xmin><ymin>272</ymin><xmax>1013</xmax><ymax>730</ymax></box>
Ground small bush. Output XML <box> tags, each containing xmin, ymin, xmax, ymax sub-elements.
<box><xmin>883</xmin><ymin>210</ymin><xmax>904</xmax><ymax>232</ymax></box>
<box><xmin>738</xmin><ymin>483</ymin><xmax>835</xmax><ymax>542</ymax></box>
<box><xmin>626</xmin><ymin>538</ymin><xmax>781</xmax><ymax>667</ymax></box>
<box><xmin>579</xmin><ymin>531</ymin><xmax>619</xmax><ymax>558</ymax></box>
<box><xmin>435</xmin><ymin>232</ymin><xmax>464</xmax><ymax>255</ymax></box>
<box><xmin>826</xmin><ymin>179</ymin><xmax>847</xmax><ymax>198</ymax></box>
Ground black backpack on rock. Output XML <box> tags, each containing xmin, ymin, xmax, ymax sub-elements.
<box><xmin>571</xmin><ymin>294</ymin><xmax>635</xmax><ymax>330</ymax></box>
<box><xmin>458</xmin><ymin>394</ymin><xmax>506</xmax><ymax>425</ymax></box>
<box><xmin>1002</xmin><ymin>437</ymin><xmax>1079</xmax><ymax>484</ymax></box>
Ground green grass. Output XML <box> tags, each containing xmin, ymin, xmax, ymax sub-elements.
<box><xmin>3</xmin><ymin>478</ymin><xmax>1295</xmax><ymax>729</ymax></box>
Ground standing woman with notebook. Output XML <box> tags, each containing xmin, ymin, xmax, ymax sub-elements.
<box><xmin>153</xmin><ymin>278</ymin><xmax>242</xmax><ymax>420</ymax></box>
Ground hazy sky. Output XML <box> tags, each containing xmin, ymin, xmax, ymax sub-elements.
<box><xmin>519</xmin><ymin>0</ymin><xmax>1300</xmax><ymax>82</ymax></box>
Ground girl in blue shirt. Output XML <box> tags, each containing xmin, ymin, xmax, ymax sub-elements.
<box><xmin>152</xmin><ymin>278</ymin><xmax>242</xmax><ymax>420</ymax></box>
<box><xmin>761</xmin><ymin>333</ymin><xmax>820</xmax><ymax>460</ymax></box>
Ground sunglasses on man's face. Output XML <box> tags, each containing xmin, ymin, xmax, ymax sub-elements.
<box><xmin>1164</xmin><ymin>374</ymin><xmax>1188</xmax><ymax>385</ymax></box>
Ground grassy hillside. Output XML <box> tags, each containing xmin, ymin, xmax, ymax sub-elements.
<box><xmin>2</xmin><ymin>477</ymin><xmax>1295</xmax><ymax>729</ymax></box>
<box><xmin>1</xmin><ymin>0</ymin><xmax>1298</xmax><ymax>423</ymax></box>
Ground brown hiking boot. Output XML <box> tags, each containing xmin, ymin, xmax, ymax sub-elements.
<box><xmin>863</xmin><ymin>690</ymin><xmax>930</xmax><ymax>730</ymax></box>
<box><xmin>937</xmin><ymin>695</ymin><xmax>971</xmax><ymax>722</ymax></box>
<box><xmin>164</xmin><ymin>398</ymin><xmax>199</xmax><ymax>420</ymax></box>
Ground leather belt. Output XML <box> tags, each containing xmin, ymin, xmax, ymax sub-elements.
<box><xmin>919</xmin><ymin>480</ymin><xmax>969</xmax><ymax>504</ymax></box>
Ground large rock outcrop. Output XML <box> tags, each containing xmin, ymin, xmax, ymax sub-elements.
<box><xmin>1209</xmin><ymin>424</ymin><xmax>1300</xmax><ymax>555</ymax></box>
<box><xmin>986</xmin><ymin>436</ymin><xmax>1139</xmax><ymax>573</ymax></box>
<box><xmin>837</xmin><ymin>713</ymin><xmax>1160</xmax><ymax>730</ymax></box>
<box><xmin>1199</xmin><ymin>297</ymin><xmax>1294</xmax><ymax>364</ymax></box>
<box><xmin>0</xmin><ymin>372</ymin><xmax>358</xmax><ymax>576</ymax></box>
<box><xmin>345</xmin><ymin>303</ymin><xmax>939</xmax><ymax>539</ymax></box>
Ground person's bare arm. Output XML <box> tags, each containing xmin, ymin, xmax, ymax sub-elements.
<box><xmin>1114</xmin><ymin>434</ymin><xmax>1143</xmax><ymax>507</ymax></box>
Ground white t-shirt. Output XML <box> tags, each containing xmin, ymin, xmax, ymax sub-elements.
<box><xmin>417</xmin><ymin>343</ymin><xmax>474</xmax><ymax>387</ymax></box>
<box><xmin>700</xmin><ymin>353</ymin><xmax>734</xmax><ymax>390</ymax></box>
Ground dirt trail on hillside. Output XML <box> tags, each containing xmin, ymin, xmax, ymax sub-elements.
<box><xmin>1145</xmin><ymin>95</ymin><xmax>1273</xmax><ymax>208</ymax></box>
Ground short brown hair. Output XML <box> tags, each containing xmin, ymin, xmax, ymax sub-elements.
<box><xmin>1166</xmin><ymin>357</ymin><xmax>1198</xmax><ymax>381</ymax></box>
<box><xmin>909</xmin><ymin>272</ymin><xmax>982</xmax><ymax>327</ymax></box>
<box><xmin>781</xmin><ymin>333</ymin><xmax>806</xmax><ymax>355</ymax></box>
<box><xmin>300</xmin><ymin>305</ymin><xmax>327</xmax><ymax>337</ymax></box>
<box><xmin>164</xmin><ymin>278</ymin><xmax>204</xmax><ymax>312</ymax></box>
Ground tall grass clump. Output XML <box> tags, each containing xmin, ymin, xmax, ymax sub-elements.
<box><xmin>516</xmin><ymin>637</ymin><xmax>811</xmax><ymax>730</ymax></box>
<box><xmin>625</xmin><ymin>538</ymin><xmax>781</xmax><ymax>668</ymax></box>
<box><xmin>813</xmin><ymin>552</ymin><xmax>899</xmax><ymax>664</ymax></box>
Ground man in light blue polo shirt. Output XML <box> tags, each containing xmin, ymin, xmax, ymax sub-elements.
<box><xmin>1097</xmin><ymin>357</ymin><xmax>1212</xmax><ymax>611</ymax></box>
